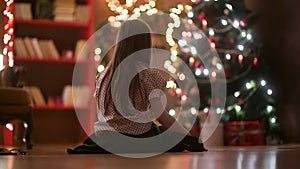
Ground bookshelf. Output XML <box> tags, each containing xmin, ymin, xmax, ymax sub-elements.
<box><xmin>11</xmin><ymin>0</ymin><xmax>95</xmax><ymax>144</ymax></box>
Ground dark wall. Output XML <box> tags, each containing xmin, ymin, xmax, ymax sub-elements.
<box><xmin>258</xmin><ymin>0</ymin><xmax>300</xmax><ymax>143</ymax></box>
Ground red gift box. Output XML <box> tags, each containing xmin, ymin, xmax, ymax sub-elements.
<box><xmin>3</xmin><ymin>123</ymin><xmax>14</xmax><ymax>146</ymax></box>
<box><xmin>224</xmin><ymin>121</ymin><xmax>265</xmax><ymax>146</ymax></box>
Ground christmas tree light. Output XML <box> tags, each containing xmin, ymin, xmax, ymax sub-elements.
<box><xmin>95</xmin><ymin>0</ymin><xmax>279</xmax><ymax>143</ymax></box>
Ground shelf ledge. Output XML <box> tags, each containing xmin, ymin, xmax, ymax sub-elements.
<box><xmin>33</xmin><ymin>105</ymin><xmax>88</xmax><ymax>111</ymax></box>
<box><xmin>15</xmin><ymin>19</ymin><xmax>90</xmax><ymax>28</ymax></box>
<box><xmin>14</xmin><ymin>57</ymin><xmax>89</xmax><ymax>64</ymax></box>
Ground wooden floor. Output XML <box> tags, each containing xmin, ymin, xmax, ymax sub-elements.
<box><xmin>0</xmin><ymin>144</ymin><xmax>299</xmax><ymax>169</ymax></box>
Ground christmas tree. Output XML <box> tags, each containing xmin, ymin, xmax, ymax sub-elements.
<box><xmin>166</xmin><ymin>0</ymin><xmax>280</xmax><ymax>144</ymax></box>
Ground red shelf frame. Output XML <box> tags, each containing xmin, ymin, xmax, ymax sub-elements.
<box><xmin>33</xmin><ymin>105</ymin><xmax>88</xmax><ymax>111</ymax></box>
<box><xmin>14</xmin><ymin>57</ymin><xmax>89</xmax><ymax>64</ymax></box>
<box><xmin>15</xmin><ymin>19</ymin><xmax>90</xmax><ymax>29</ymax></box>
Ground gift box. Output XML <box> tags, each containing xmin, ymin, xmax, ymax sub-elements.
<box><xmin>2</xmin><ymin>123</ymin><xmax>14</xmax><ymax>146</ymax></box>
<box><xmin>224</xmin><ymin>121</ymin><xmax>265</xmax><ymax>146</ymax></box>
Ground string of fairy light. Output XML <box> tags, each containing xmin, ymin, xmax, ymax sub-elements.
<box><xmin>162</xmin><ymin>0</ymin><xmax>276</xmax><ymax>123</ymax></box>
<box><xmin>94</xmin><ymin>0</ymin><xmax>276</xmax><ymax>124</ymax></box>
<box><xmin>1</xmin><ymin>0</ymin><xmax>15</xmax><ymax>134</ymax></box>
<box><xmin>106</xmin><ymin>0</ymin><xmax>156</xmax><ymax>16</ymax></box>
<box><xmin>106</xmin><ymin>0</ymin><xmax>157</xmax><ymax>25</ymax></box>
<box><xmin>1</xmin><ymin>0</ymin><xmax>14</xmax><ymax>68</ymax></box>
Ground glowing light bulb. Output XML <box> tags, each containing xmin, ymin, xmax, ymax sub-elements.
<box><xmin>187</xmin><ymin>19</ymin><xmax>193</xmax><ymax>24</ymax></box>
<box><xmin>6</xmin><ymin>123</ymin><xmax>13</xmax><ymax>131</ymax></box>
<box><xmin>169</xmin><ymin>109</ymin><xmax>176</xmax><ymax>116</ymax></box>
<box><xmin>179</xmin><ymin>73</ymin><xmax>186</xmax><ymax>81</ymax></box>
<box><xmin>203</xmin><ymin>107</ymin><xmax>209</xmax><ymax>113</ymax></box>
<box><xmin>181</xmin><ymin>95</ymin><xmax>187</xmax><ymax>101</ymax></box>
<box><xmin>237</xmin><ymin>44</ymin><xmax>244</xmax><ymax>51</ymax></box>
<box><xmin>97</xmin><ymin>65</ymin><xmax>105</xmax><ymax>73</ymax></box>
<box><xmin>208</xmin><ymin>29</ymin><xmax>215</xmax><ymax>36</ymax></box>
<box><xmin>166</xmin><ymin>80</ymin><xmax>177</xmax><ymax>89</ymax></box>
<box><xmin>225</xmin><ymin>3</ymin><xmax>233</xmax><ymax>10</ymax></box>
<box><xmin>210</xmin><ymin>42</ymin><xmax>216</xmax><ymax>48</ymax></box>
<box><xmin>191</xmin><ymin>107</ymin><xmax>197</xmax><ymax>115</ymax></box>
<box><xmin>164</xmin><ymin>60</ymin><xmax>171</xmax><ymax>68</ymax></box>
<box><xmin>0</xmin><ymin>54</ymin><xmax>4</xmax><ymax>71</ymax></box>
<box><xmin>170</xmin><ymin>54</ymin><xmax>177</xmax><ymax>62</ymax></box>
<box><xmin>94</xmin><ymin>54</ymin><xmax>101</xmax><ymax>61</ymax></box>
<box><xmin>170</xmin><ymin>50</ymin><xmax>177</xmax><ymax>56</ymax></box>
<box><xmin>140</xmin><ymin>5</ymin><xmax>146</xmax><ymax>12</ymax></box>
<box><xmin>216</xmin><ymin>108</ymin><xmax>223</xmax><ymax>114</ymax></box>
<box><xmin>203</xmin><ymin>69</ymin><xmax>209</xmax><ymax>76</ymax></box>
<box><xmin>211</xmin><ymin>71</ymin><xmax>217</xmax><ymax>78</ymax></box>
<box><xmin>253</xmin><ymin>57</ymin><xmax>259</xmax><ymax>66</ymax></box>
<box><xmin>94</xmin><ymin>48</ymin><xmax>102</xmax><ymax>55</ymax></box>
<box><xmin>270</xmin><ymin>117</ymin><xmax>276</xmax><ymax>124</ymax></box>
<box><xmin>189</xmin><ymin>57</ymin><xmax>195</xmax><ymax>65</ymax></box>
<box><xmin>167</xmin><ymin>66</ymin><xmax>177</xmax><ymax>73</ymax></box>
<box><xmin>241</xmin><ymin>31</ymin><xmax>247</xmax><ymax>38</ymax></box>
<box><xmin>187</xmin><ymin>11</ymin><xmax>194</xmax><ymax>18</ymax></box>
<box><xmin>246</xmin><ymin>81</ymin><xmax>255</xmax><ymax>89</ymax></box>
<box><xmin>216</xmin><ymin>63</ymin><xmax>223</xmax><ymax>70</ymax></box>
<box><xmin>221</xmin><ymin>19</ymin><xmax>228</xmax><ymax>26</ymax></box>
<box><xmin>233</xmin><ymin>20</ymin><xmax>239</xmax><ymax>28</ymax></box>
<box><xmin>175</xmin><ymin>88</ymin><xmax>182</xmax><ymax>95</ymax></box>
<box><xmin>195</xmin><ymin>68</ymin><xmax>201</xmax><ymax>76</ymax></box>
<box><xmin>225</xmin><ymin>53</ymin><xmax>231</xmax><ymax>60</ymax></box>
<box><xmin>234</xmin><ymin>91</ymin><xmax>240</xmax><ymax>98</ymax></box>
<box><xmin>178</xmin><ymin>39</ymin><xmax>187</xmax><ymax>46</ymax></box>
<box><xmin>177</xmin><ymin>4</ymin><xmax>184</xmax><ymax>11</ymax></box>
<box><xmin>190</xmin><ymin>46</ymin><xmax>197</xmax><ymax>55</ymax></box>
<box><xmin>202</xmin><ymin>19</ymin><xmax>208</xmax><ymax>27</ymax></box>
<box><xmin>247</xmin><ymin>34</ymin><xmax>252</xmax><ymax>40</ymax></box>
<box><xmin>267</xmin><ymin>105</ymin><xmax>273</xmax><ymax>113</ymax></box>
<box><xmin>133</xmin><ymin>8</ymin><xmax>141</xmax><ymax>13</ymax></box>
<box><xmin>235</xmin><ymin>105</ymin><xmax>241</xmax><ymax>112</ymax></box>
<box><xmin>238</xmin><ymin>54</ymin><xmax>244</xmax><ymax>63</ymax></box>
<box><xmin>267</xmin><ymin>89</ymin><xmax>273</xmax><ymax>95</ymax></box>
<box><xmin>261</xmin><ymin>80</ymin><xmax>266</xmax><ymax>86</ymax></box>
<box><xmin>193</xmin><ymin>32</ymin><xmax>203</xmax><ymax>39</ymax></box>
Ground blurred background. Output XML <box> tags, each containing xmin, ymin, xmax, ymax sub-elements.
<box><xmin>1</xmin><ymin>0</ymin><xmax>300</xmax><ymax>145</ymax></box>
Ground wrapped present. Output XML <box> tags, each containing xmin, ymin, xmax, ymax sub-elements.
<box><xmin>224</xmin><ymin>121</ymin><xmax>265</xmax><ymax>146</ymax></box>
<box><xmin>3</xmin><ymin>123</ymin><xmax>14</xmax><ymax>146</ymax></box>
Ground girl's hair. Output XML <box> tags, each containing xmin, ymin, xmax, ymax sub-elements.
<box><xmin>100</xmin><ymin>19</ymin><xmax>152</xmax><ymax>113</ymax></box>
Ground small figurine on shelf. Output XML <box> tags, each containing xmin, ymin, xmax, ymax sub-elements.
<box><xmin>0</xmin><ymin>66</ymin><xmax>26</xmax><ymax>87</ymax></box>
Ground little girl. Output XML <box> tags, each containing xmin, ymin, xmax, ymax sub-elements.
<box><xmin>68</xmin><ymin>19</ymin><xmax>206</xmax><ymax>154</ymax></box>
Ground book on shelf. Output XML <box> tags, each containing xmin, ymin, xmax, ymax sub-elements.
<box><xmin>23</xmin><ymin>37</ymin><xmax>37</xmax><ymax>58</ymax></box>
<box><xmin>74</xmin><ymin>5</ymin><xmax>89</xmax><ymax>23</ymax></box>
<box><xmin>14</xmin><ymin>38</ymin><xmax>29</xmax><ymax>58</ymax></box>
<box><xmin>54</xmin><ymin>14</ymin><xmax>75</xmax><ymax>22</ymax></box>
<box><xmin>47</xmin><ymin>39</ymin><xmax>60</xmax><ymax>59</ymax></box>
<box><xmin>38</xmin><ymin>40</ymin><xmax>50</xmax><ymax>58</ymax></box>
<box><xmin>14</xmin><ymin>3</ymin><xmax>32</xmax><ymax>20</ymax></box>
<box><xmin>53</xmin><ymin>0</ymin><xmax>76</xmax><ymax>22</ymax></box>
<box><xmin>54</xmin><ymin>7</ymin><xmax>75</xmax><ymax>15</ymax></box>
<box><xmin>62</xmin><ymin>85</ymin><xmax>91</xmax><ymax>107</ymax></box>
<box><xmin>23</xmin><ymin>86</ymin><xmax>46</xmax><ymax>106</ymax></box>
<box><xmin>31</xmin><ymin>38</ymin><xmax>44</xmax><ymax>59</ymax></box>
<box><xmin>74</xmin><ymin>39</ymin><xmax>87</xmax><ymax>60</ymax></box>
<box><xmin>53</xmin><ymin>0</ymin><xmax>76</xmax><ymax>7</ymax></box>
<box><xmin>15</xmin><ymin>37</ymin><xmax>60</xmax><ymax>59</ymax></box>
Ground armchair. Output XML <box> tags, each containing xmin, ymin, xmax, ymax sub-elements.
<box><xmin>0</xmin><ymin>66</ymin><xmax>33</xmax><ymax>149</ymax></box>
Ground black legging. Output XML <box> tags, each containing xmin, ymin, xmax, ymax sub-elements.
<box><xmin>68</xmin><ymin>123</ymin><xmax>207</xmax><ymax>154</ymax></box>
